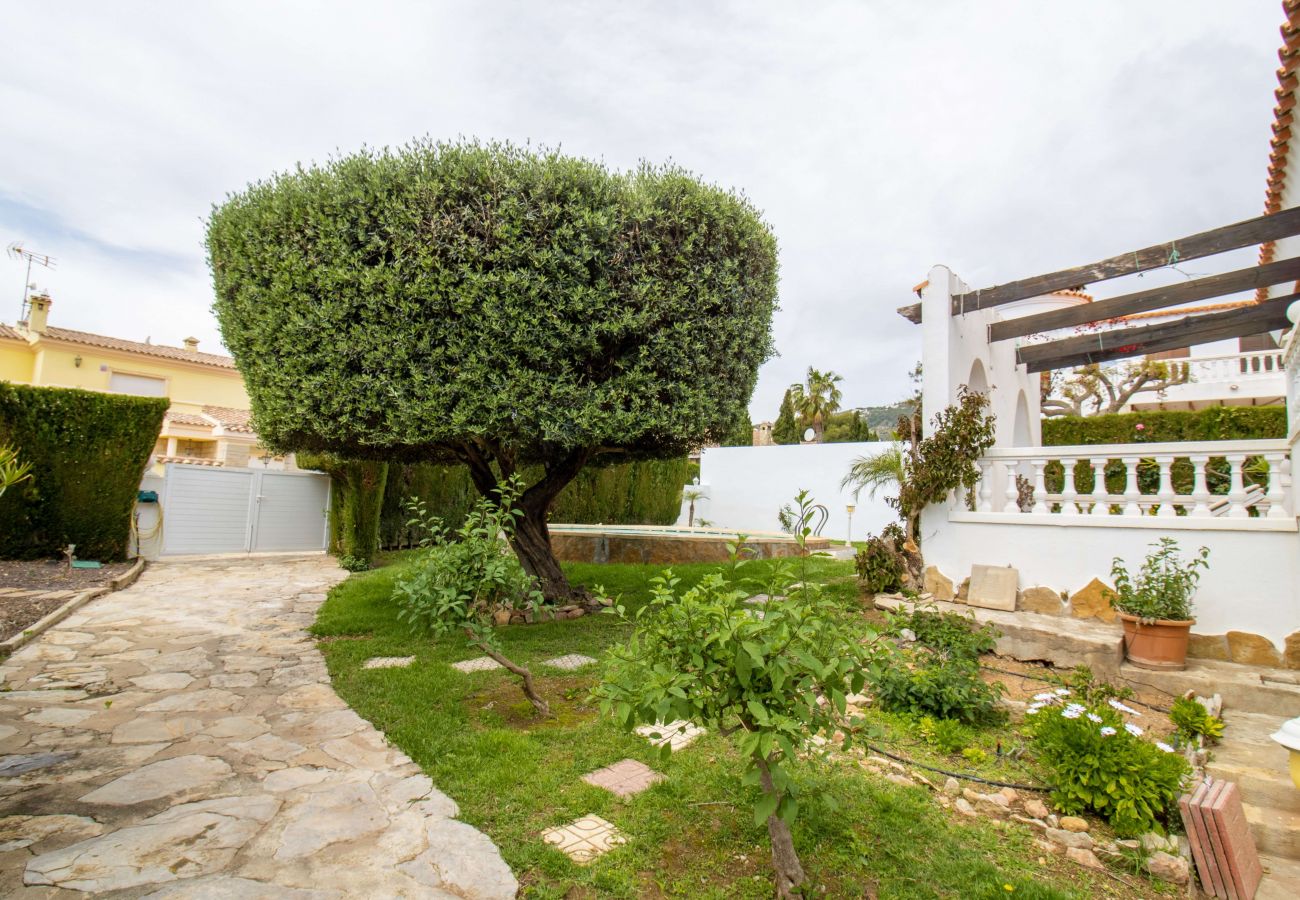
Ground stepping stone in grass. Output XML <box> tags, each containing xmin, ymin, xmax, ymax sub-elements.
<box><xmin>582</xmin><ymin>758</ymin><xmax>664</xmax><ymax>798</ymax></box>
<box><xmin>542</xmin><ymin>654</ymin><xmax>597</xmax><ymax>671</ymax></box>
<box><xmin>362</xmin><ymin>656</ymin><xmax>415</xmax><ymax>670</ymax></box>
<box><xmin>542</xmin><ymin>814</ymin><xmax>626</xmax><ymax>863</ymax></box>
<box><xmin>635</xmin><ymin>720</ymin><xmax>706</xmax><ymax>750</ymax></box>
<box><xmin>451</xmin><ymin>656</ymin><xmax>503</xmax><ymax>673</ymax></box>
<box><xmin>745</xmin><ymin>594</ymin><xmax>784</xmax><ymax>605</ymax></box>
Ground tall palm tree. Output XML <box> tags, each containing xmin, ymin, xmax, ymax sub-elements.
<box><xmin>787</xmin><ymin>367</ymin><xmax>843</xmax><ymax>442</ymax></box>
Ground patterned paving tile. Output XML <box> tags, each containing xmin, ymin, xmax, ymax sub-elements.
<box><xmin>542</xmin><ymin>814</ymin><xmax>626</xmax><ymax>863</ymax></box>
<box><xmin>541</xmin><ymin>654</ymin><xmax>597</xmax><ymax>671</ymax></box>
<box><xmin>635</xmin><ymin>720</ymin><xmax>706</xmax><ymax>750</ymax></box>
<box><xmin>450</xmin><ymin>656</ymin><xmax>503</xmax><ymax>673</ymax></box>
<box><xmin>582</xmin><ymin>758</ymin><xmax>664</xmax><ymax>798</ymax></box>
<box><xmin>362</xmin><ymin>656</ymin><xmax>415</xmax><ymax>670</ymax></box>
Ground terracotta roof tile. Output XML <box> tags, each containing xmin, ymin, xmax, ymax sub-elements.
<box><xmin>201</xmin><ymin>405</ymin><xmax>255</xmax><ymax>433</ymax></box>
<box><xmin>1111</xmin><ymin>299</ymin><xmax>1258</xmax><ymax>324</ymax></box>
<box><xmin>0</xmin><ymin>324</ymin><xmax>23</xmax><ymax>341</ymax></box>
<box><xmin>164</xmin><ymin>411</ymin><xmax>211</xmax><ymax>428</ymax></box>
<box><xmin>1257</xmin><ymin>1</ymin><xmax>1300</xmax><ymax>299</ymax></box>
<box><xmin>39</xmin><ymin>326</ymin><xmax>238</xmax><ymax>370</ymax></box>
<box><xmin>154</xmin><ymin>456</ymin><xmax>224</xmax><ymax>467</ymax></box>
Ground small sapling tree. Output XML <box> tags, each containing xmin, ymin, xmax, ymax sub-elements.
<box><xmin>394</xmin><ymin>476</ymin><xmax>550</xmax><ymax>715</ymax></box>
<box><xmin>595</xmin><ymin>493</ymin><xmax>878</xmax><ymax>897</ymax></box>
<box><xmin>0</xmin><ymin>444</ymin><xmax>33</xmax><ymax>501</ymax></box>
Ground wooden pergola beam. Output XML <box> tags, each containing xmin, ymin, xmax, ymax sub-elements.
<box><xmin>896</xmin><ymin>206</ymin><xmax>1300</xmax><ymax>324</ymax></box>
<box><xmin>988</xmin><ymin>255</ymin><xmax>1300</xmax><ymax>342</ymax></box>
<box><xmin>1017</xmin><ymin>293</ymin><xmax>1296</xmax><ymax>373</ymax></box>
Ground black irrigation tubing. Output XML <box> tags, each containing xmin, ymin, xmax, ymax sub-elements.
<box><xmin>978</xmin><ymin>663</ymin><xmax>1173</xmax><ymax>715</ymax></box>
<box><xmin>864</xmin><ymin>743</ymin><xmax>1053</xmax><ymax>794</ymax></box>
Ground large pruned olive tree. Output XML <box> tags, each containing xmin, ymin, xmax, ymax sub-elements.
<box><xmin>208</xmin><ymin>140</ymin><xmax>779</xmax><ymax>603</ymax></box>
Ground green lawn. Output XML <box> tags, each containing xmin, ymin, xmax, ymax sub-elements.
<box><xmin>313</xmin><ymin>552</ymin><xmax>1153</xmax><ymax>899</ymax></box>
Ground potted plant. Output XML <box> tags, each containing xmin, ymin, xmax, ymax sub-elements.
<box><xmin>1110</xmin><ymin>538</ymin><xmax>1209</xmax><ymax>670</ymax></box>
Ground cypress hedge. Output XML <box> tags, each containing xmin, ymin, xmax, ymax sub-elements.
<box><xmin>375</xmin><ymin>458</ymin><xmax>694</xmax><ymax>549</ymax></box>
<box><xmin>1043</xmin><ymin>406</ymin><xmax>1286</xmax><ymax>446</ymax></box>
<box><xmin>0</xmin><ymin>383</ymin><xmax>168</xmax><ymax>560</ymax></box>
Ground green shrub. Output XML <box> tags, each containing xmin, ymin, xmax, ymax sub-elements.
<box><xmin>885</xmin><ymin>605</ymin><xmax>999</xmax><ymax>661</ymax></box>
<box><xmin>870</xmin><ymin>648</ymin><xmax>1005</xmax><ymax>725</ymax></box>
<box><xmin>1169</xmin><ymin>696</ymin><xmax>1224</xmax><ymax>744</ymax></box>
<box><xmin>854</xmin><ymin>534</ymin><xmax>904</xmax><ymax>594</ymax></box>
<box><xmin>915</xmin><ymin>715</ymin><xmax>973</xmax><ymax>755</ymax></box>
<box><xmin>870</xmin><ymin>605</ymin><xmax>1004</xmax><ymax>725</ymax></box>
<box><xmin>1043</xmin><ymin>406</ymin><xmax>1285</xmax><ymax>446</ymax></box>
<box><xmin>1025</xmin><ymin>688</ymin><xmax>1189</xmax><ymax>836</ymax></box>
<box><xmin>0</xmin><ymin>383</ymin><xmax>168</xmax><ymax>560</ymax></box>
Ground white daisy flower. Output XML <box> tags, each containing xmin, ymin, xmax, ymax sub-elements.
<box><xmin>1033</xmin><ymin>692</ymin><xmax>1056</xmax><ymax>702</ymax></box>
<box><xmin>1061</xmin><ymin>707</ymin><xmax>1082</xmax><ymax>719</ymax></box>
<box><xmin>1054</xmin><ymin>689</ymin><xmax>1070</xmax><ymax>696</ymax></box>
<box><xmin>1086</xmin><ymin>713</ymin><xmax>1102</xmax><ymax>723</ymax></box>
<box><xmin>1026</xmin><ymin>706</ymin><xmax>1040</xmax><ymax>715</ymax></box>
<box><xmin>1124</xmin><ymin>722</ymin><xmax>1143</xmax><ymax>737</ymax></box>
<box><xmin>1099</xmin><ymin>726</ymin><xmax>1117</xmax><ymax>736</ymax></box>
<box><xmin>1107</xmin><ymin>698</ymin><xmax>1138</xmax><ymax>715</ymax></box>
<box><xmin>1156</xmin><ymin>741</ymin><xmax>1175</xmax><ymax>753</ymax></box>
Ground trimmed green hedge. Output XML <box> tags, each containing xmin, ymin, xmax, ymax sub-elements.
<box><xmin>0</xmin><ymin>383</ymin><xmax>168</xmax><ymax>560</ymax></box>
<box><xmin>1043</xmin><ymin>407</ymin><xmax>1286</xmax><ymax>446</ymax></box>
<box><xmin>377</xmin><ymin>458</ymin><xmax>693</xmax><ymax>549</ymax></box>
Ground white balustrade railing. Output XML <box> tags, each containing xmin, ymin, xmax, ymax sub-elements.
<box><xmin>973</xmin><ymin>440</ymin><xmax>1292</xmax><ymax>521</ymax></box>
<box><xmin>1185</xmin><ymin>350</ymin><xmax>1285</xmax><ymax>383</ymax></box>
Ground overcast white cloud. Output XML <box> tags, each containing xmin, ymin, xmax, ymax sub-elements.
<box><xmin>0</xmin><ymin>0</ymin><xmax>1283</xmax><ymax>418</ymax></box>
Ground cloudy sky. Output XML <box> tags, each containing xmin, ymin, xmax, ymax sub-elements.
<box><xmin>0</xmin><ymin>1</ymin><xmax>1284</xmax><ymax>419</ymax></box>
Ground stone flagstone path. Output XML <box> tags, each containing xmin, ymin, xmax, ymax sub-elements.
<box><xmin>0</xmin><ymin>555</ymin><xmax>516</xmax><ymax>899</ymax></box>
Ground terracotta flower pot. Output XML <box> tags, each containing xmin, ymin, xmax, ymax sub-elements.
<box><xmin>1118</xmin><ymin>612</ymin><xmax>1193</xmax><ymax>670</ymax></box>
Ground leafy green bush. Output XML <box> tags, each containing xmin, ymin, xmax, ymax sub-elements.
<box><xmin>854</xmin><ymin>532</ymin><xmax>904</xmax><ymax>594</ymax></box>
<box><xmin>0</xmin><ymin>383</ymin><xmax>168</xmax><ymax>560</ymax></box>
<box><xmin>870</xmin><ymin>649</ymin><xmax>1005</xmax><ymax>725</ymax></box>
<box><xmin>1110</xmin><ymin>538</ymin><xmax>1209</xmax><ymax>622</ymax></box>
<box><xmin>870</xmin><ymin>605</ymin><xmax>1004</xmax><ymax>725</ymax></box>
<box><xmin>1043</xmin><ymin>406</ymin><xmax>1286</xmax><ymax>446</ymax></box>
<box><xmin>393</xmin><ymin>477</ymin><xmax>547</xmax><ymax>713</ymax></box>
<box><xmin>887</xmin><ymin>605</ymin><xmax>999</xmax><ymax>660</ymax></box>
<box><xmin>1025</xmin><ymin>688</ymin><xmax>1189</xmax><ymax>836</ymax></box>
<box><xmin>1170</xmin><ymin>696</ymin><xmax>1224</xmax><ymax>744</ymax></box>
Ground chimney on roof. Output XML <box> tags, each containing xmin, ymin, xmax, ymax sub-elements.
<box><xmin>25</xmin><ymin>292</ymin><xmax>52</xmax><ymax>333</ymax></box>
<box><xmin>182</xmin><ymin>336</ymin><xmax>199</xmax><ymax>352</ymax></box>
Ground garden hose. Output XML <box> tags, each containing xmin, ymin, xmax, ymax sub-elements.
<box><xmin>131</xmin><ymin>501</ymin><xmax>165</xmax><ymax>553</ymax></box>
<box><xmin>864</xmin><ymin>742</ymin><xmax>1052</xmax><ymax>793</ymax></box>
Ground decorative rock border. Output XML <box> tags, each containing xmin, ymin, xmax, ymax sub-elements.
<box><xmin>0</xmin><ymin>557</ymin><xmax>146</xmax><ymax>661</ymax></box>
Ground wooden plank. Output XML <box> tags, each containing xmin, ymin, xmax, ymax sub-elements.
<box><xmin>989</xmin><ymin>256</ymin><xmax>1300</xmax><ymax>341</ymax></box>
<box><xmin>952</xmin><ymin>206</ymin><xmax>1300</xmax><ymax>315</ymax></box>
<box><xmin>898</xmin><ymin>300</ymin><xmax>923</xmax><ymax>324</ymax></box>
<box><xmin>1019</xmin><ymin>294</ymin><xmax>1296</xmax><ymax>373</ymax></box>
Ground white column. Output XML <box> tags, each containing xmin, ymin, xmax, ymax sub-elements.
<box><xmin>1265</xmin><ymin>452</ymin><xmax>1290</xmax><ymax>519</ymax></box>
<box><xmin>977</xmin><ymin>461</ymin><xmax>993</xmax><ymax>512</ymax></box>
<box><xmin>1088</xmin><ymin>458</ymin><xmax>1110</xmax><ymax>517</ymax></box>
<box><xmin>1003</xmin><ymin>461</ymin><xmax>1021</xmax><ymax>513</ymax></box>
<box><xmin>1060</xmin><ymin>458</ymin><xmax>1079</xmax><ymax>514</ymax></box>
<box><xmin>1155</xmin><ymin>455</ymin><xmax>1176</xmax><ymax>518</ymax></box>
<box><xmin>1030</xmin><ymin>458</ymin><xmax>1048</xmax><ymax>514</ymax></box>
<box><xmin>1189</xmin><ymin>454</ymin><xmax>1212</xmax><ymax>518</ymax></box>
<box><xmin>1226</xmin><ymin>453</ymin><xmax>1250</xmax><ymax>518</ymax></box>
<box><xmin>1121</xmin><ymin>456</ymin><xmax>1143</xmax><ymax>516</ymax></box>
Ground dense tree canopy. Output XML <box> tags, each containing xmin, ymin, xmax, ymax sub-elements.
<box><xmin>208</xmin><ymin>140</ymin><xmax>779</xmax><ymax>600</ymax></box>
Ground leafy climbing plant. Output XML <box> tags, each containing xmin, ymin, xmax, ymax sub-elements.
<box><xmin>393</xmin><ymin>475</ymin><xmax>549</xmax><ymax>715</ymax></box>
<box><xmin>594</xmin><ymin>491</ymin><xmax>880</xmax><ymax>898</ymax></box>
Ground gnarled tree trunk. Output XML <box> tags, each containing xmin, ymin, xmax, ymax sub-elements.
<box><xmin>461</xmin><ymin>441</ymin><xmax>590</xmax><ymax>606</ymax></box>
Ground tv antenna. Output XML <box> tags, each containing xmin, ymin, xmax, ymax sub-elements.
<box><xmin>6</xmin><ymin>242</ymin><xmax>57</xmax><ymax>324</ymax></box>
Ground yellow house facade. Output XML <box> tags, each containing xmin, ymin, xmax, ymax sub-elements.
<box><xmin>0</xmin><ymin>292</ymin><xmax>289</xmax><ymax>471</ymax></box>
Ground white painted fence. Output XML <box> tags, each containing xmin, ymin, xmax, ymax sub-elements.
<box><xmin>689</xmin><ymin>443</ymin><xmax>899</xmax><ymax>542</ymax></box>
<box><xmin>974</xmin><ymin>439</ymin><xmax>1292</xmax><ymax>523</ymax></box>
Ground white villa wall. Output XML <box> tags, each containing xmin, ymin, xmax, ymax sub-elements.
<box><xmin>695</xmin><ymin>443</ymin><xmax>899</xmax><ymax>542</ymax></box>
<box><xmin>920</xmin><ymin>504</ymin><xmax>1300</xmax><ymax>646</ymax></box>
